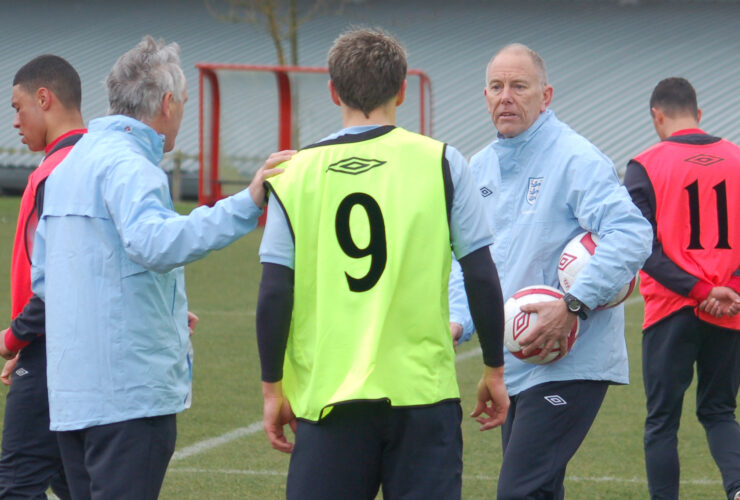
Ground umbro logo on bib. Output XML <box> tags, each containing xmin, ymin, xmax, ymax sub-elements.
<box><xmin>684</xmin><ymin>154</ymin><xmax>724</xmax><ymax>166</ymax></box>
<box><xmin>480</xmin><ymin>187</ymin><xmax>493</xmax><ymax>198</ymax></box>
<box><xmin>327</xmin><ymin>157</ymin><xmax>386</xmax><ymax>175</ymax></box>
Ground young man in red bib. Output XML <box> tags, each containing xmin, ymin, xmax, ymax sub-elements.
<box><xmin>0</xmin><ymin>54</ymin><xmax>85</xmax><ymax>500</ymax></box>
<box><xmin>625</xmin><ymin>77</ymin><xmax>740</xmax><ymax>500</ymax></box>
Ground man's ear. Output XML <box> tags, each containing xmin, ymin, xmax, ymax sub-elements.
<box><xmin>395</xmin><ymin>80</ymin><xmax>407</xmax><ymax>107</ymax></box>
<box><xmin>37</xmin><ymin>87</ymin><xmax>52</xmax><ymax>111</ymax></box>
<box><xmin>651</xmin><ymin>107</ymin><xmax>664</xmax><ymax>126</ymax></box>
<box><xmin>541</xmin><ymin>84</ymin><xmax>553</xmax><ymax>110</ymax></box>
<box><xmin>328</xmin><ymin>80</ymin><xmax>342</xmax><ymax>107</ymax></box>
<box><xmin>162</xmin><ymin>91</ymin><xmax>174</xmax><ymax>118</ymax></box>
<box><xmin>696</xmin><ymin>107</ymin><xmax>702</xmax><ymax>123</ymax></box>
<box><xmin>484</xmin><ymin>87</ymin><xmax>495</xmax><ymax>114</ymax></box>
<box><xmin>650</xmin><ymin>107</ymin><xmax>667</xmax><ymax>139</ymax></box>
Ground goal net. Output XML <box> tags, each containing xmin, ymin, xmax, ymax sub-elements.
<box><xmin>196</xmin><ymin>64</ymin><xmax>433</xmax><ymax>207</ymax></box>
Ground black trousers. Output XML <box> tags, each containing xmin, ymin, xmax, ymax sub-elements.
<box><xmin>0</xmin><ymin>339</ymin><xmax>69</xmax><ymax>500</ymax></box>
<box><xmin>286</xmin><ymin>400</ymin><xmax>462</xmax><ymax>500</ymax></box>
<box><xmin>497</xmin><ymin>379</ymin><xmax>609</xmax><ymax>500</ymax></box>
<box><xmin>56</xmin><ymin>414</ymin><xmax>176</xmax><ymax>500</ymax></box>
<box><xmin>643</xmin><ymin>309</ymin><xmax>740</xmax><ymax>500</ymax></box>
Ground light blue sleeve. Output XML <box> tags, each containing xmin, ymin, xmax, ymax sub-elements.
<box><xmin>446</xmin><ymin>145</ymin><xmax>492</xmax><ymax>342</ymax></box>
<box><xmin>564</xmin><ymin>153</ymin><xmax>653</xmax><ymax>308</ymax></box>
<box><xmin>448</xmin><ymin>255</ymin><xmax>476</xmax><ymax>341</ymax></box>
<box><xmin>447</xmin><ymin>145</ymin><xmax>493</xmax><ymax>259</ymax></box>
<box><xmin>104</xmin><ymin>160</ymin><xmax>263</xmax><ymax>274</ymax></box>
<box><xmin>30</xmin><ymin>216</ymin><xmax>46</xmax><ymax>300</ymax></box>
<box><xmin>259</xmin><ymin>198</ymin><xmax>295</xmax><ymax>268</ymax></box>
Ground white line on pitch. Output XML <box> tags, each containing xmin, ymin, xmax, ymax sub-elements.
<box><xmin>468</xmin><ymin>473</ymin><xmax>720</xmax><ymax>486</ymax></box>
<box><xmin>171</xmin><ymin>422</ymin><xmax>263</xmax><ymax>462</ymax></box>
<box><xmin>623</xmin><ymin>295</ymin><xmax>643</xmax><ymax>306</ymax></box>
<box><xmin>455</xmin><ymin>347</ymin><xmax>482</xmax><ymax>363</ymax></box>
<box><xmin>171</xmin><ymin>348</ymin><xmax>480</xmax><ymax>462</ymax></box>
<box><xmin>167</xmin><ymin>467</ymin><xmax>721</xmax><ymax>486</ymax></box>
<box><xmin>567</xmin><ymin>475</ymin><xmax>719</xmax><ymax>485</ymax></box>
<box><xmin>192</xmin><ymin>310</ymin><xmax>256</xmax><ymax>317</ymax></box>
<box><xmin>170</xmin><ymin>467</ymin><xmax>287</xmax><ymax>477</ymax></box>
<box><xmin>196</xmin><ymin>295</ymin><xmax>645</xmax><ymax>319</ymax></box>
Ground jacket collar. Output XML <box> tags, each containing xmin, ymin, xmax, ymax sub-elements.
<box><xmin>45</xmin><ymin>128</ymin><xmax>87</xmax><ymax>156</ymax></box>
<box><xmin>490</xmin><ymin>109</ymin><xmax>555</xmax><ymax>172</ymax></box>
<box><xmin>669</xmin><ymin>128</ymin><xmax>705</xmax><ymax>137</ymax></box>
<box><xmin>88</xmin><ymin>115</ymin><xmax>164</xmax><ymax>164</ymax></box>
<box><xmin>495</xmin><ymin>109</ymin><xmax>552</xmax><ymax>148</ymax></box>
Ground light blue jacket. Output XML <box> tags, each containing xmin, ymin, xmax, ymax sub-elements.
<box><xmin>32</xmin><ymin>115</ymin><xmax>263</xmax><ymax>431</ymax></box>
<box><xmin>449</xmin><ymin>110</ymin><xmax>652</xmax><ymax>396</ymax></box>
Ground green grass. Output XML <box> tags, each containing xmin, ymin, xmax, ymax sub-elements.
<box><xmin>0</xmin><ymin>195</ymin><xmax>733</xmax><ymax>499</ymax></box>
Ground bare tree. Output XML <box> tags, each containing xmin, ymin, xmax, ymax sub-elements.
<box><xmin>205</xmin><ymin>0</ymin><xmax>340</xmax><ymax>65</ymax></box>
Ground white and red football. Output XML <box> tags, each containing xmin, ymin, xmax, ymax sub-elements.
<box><xmin>504</xmin><ymin>285</ymin><xmax>579</xmax><ymax>365</ymax></box>
<box><xmin>557</xmin><ymin>231</ymin><xmax>637</xmax><ymax>309</ymax></box>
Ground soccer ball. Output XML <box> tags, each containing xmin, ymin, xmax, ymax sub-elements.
<box><xmin>504</xmin><ymin>285</ymin><xmax>580</xmax><ymax>364</ymax></box>
<box><xmin>557</xmin><ymin>232</ymin><xmax>637</xmax><ymax>309</ymax></box>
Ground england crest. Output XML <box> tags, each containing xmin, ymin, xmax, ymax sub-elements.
<box><xmin>526</xmin><ymin>177</ymin><xmax>543</xmax><ymax>205</ymax></box>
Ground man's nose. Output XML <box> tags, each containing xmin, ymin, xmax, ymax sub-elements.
<box><xmin>500</xmin><ymin>85</ymin><xmax>514</xmax><ymax>102</ymax></box>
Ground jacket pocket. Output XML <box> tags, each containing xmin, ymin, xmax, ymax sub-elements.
<box><xmin>120</xmin><ymin>253</ymin><xmax>149</xmax><ymax>278</ymax></box>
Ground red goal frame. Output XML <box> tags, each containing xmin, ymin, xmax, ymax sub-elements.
<box><xmin>196</xmin><ymin>63</ymin><xmax>433</xmax><ymax>208</ymax></box>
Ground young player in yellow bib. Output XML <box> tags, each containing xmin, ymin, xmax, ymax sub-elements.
<box><xmin>256</xmin><ymin>28</ymin><xmax>508</xmax><ymax>499</ymax></box>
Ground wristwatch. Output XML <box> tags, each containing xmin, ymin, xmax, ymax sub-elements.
<box><xmin>563</xmin><ymin>293</ymin><xmax>589</xmax><ymax>320</ymax></box>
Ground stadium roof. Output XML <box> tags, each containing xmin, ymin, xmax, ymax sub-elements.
<box><xmin>1</xmin><ymin>0</ymin><xmax>739</xmax><ymax>181</ymax></box>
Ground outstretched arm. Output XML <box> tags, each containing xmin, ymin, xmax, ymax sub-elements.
<box><xmin>108</xmin><ymin>151</ymin><xmax>294</xmax><ymax>273</ymax></box>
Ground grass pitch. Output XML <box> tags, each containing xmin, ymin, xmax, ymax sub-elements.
<box><xmin>0</xmin><ymin>196</ymin><xmax>733</xmax><ymax>499</ymax></box>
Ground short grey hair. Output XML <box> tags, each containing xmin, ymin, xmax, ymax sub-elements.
<box><xmin>486</xmin><ymin>43</ymin><xmax>548</xmax><ymax>87</ymax></box>
<box><xmin>106</xmin><ymin>35</ymin><xmax>186</xmax><ymax>121</ymax></box>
